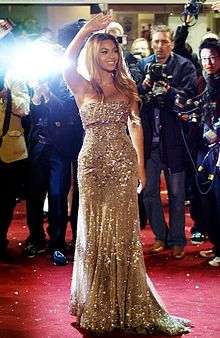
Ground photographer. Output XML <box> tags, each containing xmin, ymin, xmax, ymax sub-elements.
<box><xmin>24</xmin><ymin>39</ymin><xmax>83</xmax><ymax>265</ymax></box>
<box><xmin>137</xmin><ymin>25</ymin><xmax>197</xmax><ymax>259</ymax></box>
<box><xmin>196</xmin><ymin>38</ymin><xmax>220</xmax><ymax>267</ymax></box>
<box><xmin>0</xmin><ymin>23</ymin><xmax>30</xmax><ymax>261</ymax></box>
<box><xmin>173</xmin><ymin>14</ymin><xmax>206</xmax><ymax>245</ymax></box>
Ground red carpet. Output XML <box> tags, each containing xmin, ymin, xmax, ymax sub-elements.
<box><xmin>0</xmin><ymin>199</ymin><xmax>220</xmax><ymax>338</ymax></box>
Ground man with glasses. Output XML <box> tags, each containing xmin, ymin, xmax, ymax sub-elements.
<box><xmin>198</xmin><ymin>38</ymin><xmax>220</xmax><ymax>267</ymax></box>
<box><xmin>137</xmin><ymin>25</ymin><xmax>197</xmax><ymax>259</ymax></box>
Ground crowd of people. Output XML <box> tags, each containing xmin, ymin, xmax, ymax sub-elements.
<box><xmin>0</xmin><ymin>2</ymin><xmax>220</xmax><ymax>334</ymax></box>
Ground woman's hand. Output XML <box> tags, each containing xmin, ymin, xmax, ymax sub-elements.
<box><xmin>83</xmin><ymin>13</ymin><xmax>113</xmax><ymax>33</ymax></box>
<box><xmin>137</xmin><ymin>164</ymin><xmax>146</xmax><ymax>194</ymax></box>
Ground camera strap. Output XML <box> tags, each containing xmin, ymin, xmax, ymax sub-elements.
<box><xmin>0</xmin><ymin>88</ymin><xmax>12</xmax><ymax>147</ymax></box>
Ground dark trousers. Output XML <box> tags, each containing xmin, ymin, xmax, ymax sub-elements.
<box><xmin>26</xmin><ymin>145</ymin><xmax>71</xmax><ymax>251</ymax></box>
<box><xmin>198</xmin><ymin>173</ymin><xmax>220</xmax><ymax>256</ymax></box>
<box><xmin>188</xmin><ymin>175</ymin><xmax>206</xmax><ymax>235</ymax></box>
<box><xmin>143</xmin><ymin>145</ymin><xmax>186</xmax><ymax>247</ymax></box>
<box><xmin>0</xmin><ymin>159</ymin><xmax>27</xmax><ymax>250</ymax></box>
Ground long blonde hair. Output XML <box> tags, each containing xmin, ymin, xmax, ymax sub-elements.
<box><xmin>85</xmin><ymin>33</ymin><xmax>139</xmax><ymax>104</ymax></box>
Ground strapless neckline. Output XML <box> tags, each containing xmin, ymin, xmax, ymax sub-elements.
<box><xmin>80</xmin><ymin>100</ymin><xmax>129</xmax><ymax>111</ymax></box>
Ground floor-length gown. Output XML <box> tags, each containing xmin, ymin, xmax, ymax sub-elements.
<box><xmin>70</xmin><ymin>101</ymin><xmax>191</xmax><ymax>335</ymax></box>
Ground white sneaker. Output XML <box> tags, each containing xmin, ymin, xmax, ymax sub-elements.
<box><xmin>200</xmin><ymin>249</ymin><xmax>215</xmax><ymax>258</ymax></box>
<box><xmin>208</xmin><ymin>256</ymin><xmax>220</xmax><ymax>267</ymax></box>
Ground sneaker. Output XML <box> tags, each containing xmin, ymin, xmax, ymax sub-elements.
<box><xmin>24</xmin><ymin>242</ymin><xmax>47</xmax><ymax>258</ymax></box>
<box><xmin>191</xmin><ymin>232</ymin><xmax>205</xmax><ymax>245</ymax></box>
<box><xmin>52</xmin><ymin>250</ymin><xmax>68</xmax><ymax>266</ymax></box>
<box><xmin>172</xmin><ymin>245</ymin><xmax>185</xmax><ymax>259</ymax></box>
<box><xmin>149</xmin><ymin>240</ymin><xmax>165</xmax><ymax>253</ymax></box>
<box><xmin>200</xmin><ymin>249</ymin><xmax>215</xmax><ymax>258</ymax></box>
<box><xmin>208</xmin><ymin>256</ymin><xmax>220</xmax><ymax>267</ymax></box>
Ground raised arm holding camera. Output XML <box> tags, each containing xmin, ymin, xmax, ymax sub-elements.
<box><xmin>137</xmin><ymin>25</ymin><xmax>197</xmax><ymax>259</ymax></box>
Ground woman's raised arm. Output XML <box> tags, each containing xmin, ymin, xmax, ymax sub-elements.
<box><xmin>63</xmin><ymin>13</ymin><xmax>112</xmax><ymax>93</ymax></box>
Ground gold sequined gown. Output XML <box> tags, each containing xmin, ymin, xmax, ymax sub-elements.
<box><xmin>70</xmin><ymin>101</ymin><xmax>190</xmax><ymax>335</ymax></box>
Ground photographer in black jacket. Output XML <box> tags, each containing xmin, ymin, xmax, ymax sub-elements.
<box><xmin>197</xmin><ymin>38</ymin><xmax>220</xmax><ymax>267</ymax></box>
<box><xmin>173</xmin><ymin>18</ymin><xmax>207</xmax><ymax>245</ymax></box>
<box><xmin>137</xmin><ymin>25</ymin><xmax>197</xmax><ymax>259</ymax></box>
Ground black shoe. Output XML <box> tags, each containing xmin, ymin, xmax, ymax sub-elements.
<box><xmin>52</xmin><ymin>250</ymin><xmax>68</xmax><ymax>266</ymax></box>
<box><xmin>0</xmin><ymin>249</ymin><xmax>14</xmax><ymax>263</ymax></box>
<box><xmin>67</xmin><ymin>240</ymin><xmax>76</xmax><ymax>253</ymax></box>
<box><xmin>24</xmin><ymin>241</ymin><xmax>47</xmax><ymax>258</ymax></box>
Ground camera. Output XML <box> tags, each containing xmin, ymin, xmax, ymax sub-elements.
<box><xmin>141</xmin><ymin>62</ymin><xmax>172</xmax><ymax>104</ymax></box>
<box><xmin>146</xmin><ymin>63</ymin><xmax>166</xmax><ymax>83</ymax></box>
<box><xmin>0</xmin><ymin>18</ymin><xmax>15</xmax><ymax>40</ymax></box>
<box><xmin>184</xmin><ymin>0</ymin><xmax>203</xmax><ymax>18</ymax></box>
<box><xmin>116</xmin><ymin>35</ymin><xmax>127</xmax><ymax>45</ymax></box>
<box><xmin>181</xmin><ymin>0</ymin><xmax>206</xmax><ymax>25</ymax></box>
<box><xmin>175</xmin><ymin>90</ymin><xmax>216</xmax><ymax>124</ymax></box>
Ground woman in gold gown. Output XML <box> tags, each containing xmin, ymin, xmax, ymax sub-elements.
<box><xmin>63</xmin><ymin>13</ymin><xmax>191</xmax><ymax>335</ymax></box>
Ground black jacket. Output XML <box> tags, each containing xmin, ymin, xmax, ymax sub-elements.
<box><xmin>29</xmin><ymin>76</ymin><xmax>83</xmax><ymax>161</ymax></box>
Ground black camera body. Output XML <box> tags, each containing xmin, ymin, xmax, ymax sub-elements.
<box><xmin>184</xmin><ymin>0</ymin><xmax>202</xmax><ymax>18</ymax></box>
<box><xmin>142</xmin><ymin>62</ymin><xmax>172</xmax><ymax>104</ymax></box>
<box><xmin>182</xmin><ymin>0</ymin><xmax>206</xmax><ymax>25</ymax></box>
<box><xmin>146</xmin><ymin>63</ymin><xmax>166</xmax><ymax>83</ymax></box>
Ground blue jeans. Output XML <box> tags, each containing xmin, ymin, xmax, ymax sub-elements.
<box><xmin>143</xmin><ymin>145</ymin><xmax>186</xmax><ymax>247</ymax></box>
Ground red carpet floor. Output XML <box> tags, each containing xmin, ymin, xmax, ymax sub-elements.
<box><xmin>0</xmin><ymin>199</ymin><xmax>220</xmax><ymax>338</ymax></box>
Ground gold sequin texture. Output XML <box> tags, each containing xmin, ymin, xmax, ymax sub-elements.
<box><xmin>70</xmin><ymin>102</ymin><xmax>191</xmax><ymax>335</ymax></box>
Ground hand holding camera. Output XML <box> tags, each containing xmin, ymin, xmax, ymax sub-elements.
<box><xmin>142</xmin><ymin>63</ymin><xmax>172</xmax><ymax>104</ymax></box>
<box><xmin>0</xmin><ymin>19</ymin><xmax>14</xmax><ymax>40</ymax></box>
<box><xmin>32</xmin><ymin>80</ymin><xmax>51</xmax><ymax>105</ymax></box>
<box><xmin>142</xmin><ymin>76</ymin><xmax>153</xmax><ymax>90</ymax></box>
<box><xmin>181</xmin><ymin>0</ymin><xmax>205</xmax><ymax>26</ymax></box>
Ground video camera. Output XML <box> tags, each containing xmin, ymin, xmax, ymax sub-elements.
<box><xmin>181</xmin><ymin>0</ymin><xmax>206</xmax><ymax>26</ymax></box>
